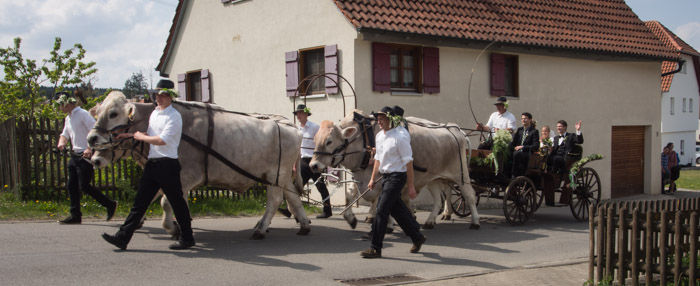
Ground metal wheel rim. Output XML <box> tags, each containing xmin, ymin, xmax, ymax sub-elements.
<box><xmin>503</xmin><ymin>177</ymin><xmax>536</xmax><ymax>225</ymax></box>
<box><xmin>570</xmin><ymin>167</ymin><xmax>601</xmax><ymax>222</ymax></box>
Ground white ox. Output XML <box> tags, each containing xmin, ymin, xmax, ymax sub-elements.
<box><xmin>309</xmin><ymin>111</ymin><xmax>480</xmax><ymax>229</ymax></box>
<box><xmin>87</xmin><ymin>92</ymin><xmax>310</xmax><ymax>239</ymax></box>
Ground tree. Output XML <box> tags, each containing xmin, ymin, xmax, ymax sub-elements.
<box><xmin>122</xmin><ymin>71</ymin><xmax>148</xmax><ymax>99</ymax></box>
<box><xmin>0</xmin><ymin>37</ymin><xmax>97</xmax><ymax>121</ymax></box>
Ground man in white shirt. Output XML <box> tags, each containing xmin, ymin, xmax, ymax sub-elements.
<box><xmin>476</xmin><ymin>96</ymin><xmax>516</xmax><ymax>149</ymax></box>
<box><xmin>294</xmin><ymin>104</ymin><xmax>332</xmax><ymax>218</ymax></box>
<box><xmin>102</xmin><ymin>79</ymin><xmax>195</xmax><ymax>250</ymax></box>
<box><xmin>56</xmin><ymin>91</ymin><xmax>117</xmax><ymax>224</ymax></box>
<box><xmin>360</xmin><ymin>105</ymin><xmax>426</xmax><ymax>259</ymax></box>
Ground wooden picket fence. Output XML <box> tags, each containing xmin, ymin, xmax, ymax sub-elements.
<box><xmin>0</xmin><ymin>117</ymin><xmax>264</xmax><ymax>201</ymax></box>
<box><xmin>589</xmin><ymin>197</ymin><xmax>700</xmax><ymax>285</ymax></box>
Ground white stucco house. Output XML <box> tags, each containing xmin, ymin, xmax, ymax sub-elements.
<box><xmin>156</xmin><ymin>0</ymin><xmax>680</xmax><ymax>199</ymax></box>
<box><xmin>645</xmin><ymin>21</ymin><xmax>700</xmax><ymax>166</ymax></box>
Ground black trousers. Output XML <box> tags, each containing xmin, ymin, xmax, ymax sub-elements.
<box><xmin>371</xmin><ymin>172</ymin><xmax>424</xmax><ymax>251</ymax></box>
<box><xmin>551</xmin><ymin>154</ymin><xmax>567</xmax><ymax>174</ymax></box>
<box><xmin>116</xmin><ymin>158</ymin><xmax>193</xmax><ymax>243</ymax></box>
<box><xmin>511</xmin><ymin>150</ymin><xmax>530</xmax><ymax>177</ymax></box>
<box><xmin>300</xmin><ymin>157</ymin><xmax>329</xmax><ymax>203</ymax></box>
<box><xmin>67</xmin><ymin>155</ymin><xmax>112</xmax><ymax>217</ymax></box>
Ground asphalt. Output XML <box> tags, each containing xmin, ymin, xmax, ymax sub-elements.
<box><xmin>404</xmin><ymin>188</ymin><xmax>700</xmax><ymax>286</ymax></box>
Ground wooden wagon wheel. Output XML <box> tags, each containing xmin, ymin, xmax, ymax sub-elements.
<box><xmin>503</xmin><ymin>176</ymin><xmax>537</xmax><ymax>226</ymax></box>
<box><xmin>449</xmin><ymin>184</ymin><xmax>480</xmax><ymax>218</ymax></box>
<box><xmin>570</xmin><ymin>167</ymin><xmax>601</xmax><ymax>222</ymax></box>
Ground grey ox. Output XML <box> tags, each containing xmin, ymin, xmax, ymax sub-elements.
<box><xmin>309</xmin><ymin>110</ymin><xmax>480</xmax><ymax>230</ymax></box>
<box><xmin>87</xmin><ymin>91</ymin><xmax>310</xmax><ymax>239</ymax></box>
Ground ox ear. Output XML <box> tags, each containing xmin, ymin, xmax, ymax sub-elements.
<box><xmin>125</xmin><ymin>103</ymin><xmax>136</xmax><ymax>121</ymax></box>
<box><xmin>341</xmin><ymin>126</ymin><xmax>358</xmax><ymax>139</ymax></box>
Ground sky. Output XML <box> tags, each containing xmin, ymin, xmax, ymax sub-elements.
<box><xmin>0</xmin><ymin>0</ymin><xmax>699</xmax><ymax>89</ymax></box>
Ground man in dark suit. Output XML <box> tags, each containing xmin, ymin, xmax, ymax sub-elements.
<box><xmin>550</xmin><ymin>120</ymin><xmax>583</xmax><ymax>174</ymax></box>
<box><xmin>510</xmin><ymin>112</ymin><xmax>539</xmax><ymax>177</ymax></box>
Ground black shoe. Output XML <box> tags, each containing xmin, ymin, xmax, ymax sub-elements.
<box><xmin>277</xmin><ymin>208</ymin><xmax>292</xmax><ymax>218</ymax></box>
<box><xmin>58</xmin><ymin>216</ymin><xmax>81</xmax><ymax>225</ymax></box>
<box><xmin>360</xmin><ymin>248</ymin><xmax>381</xmax><ymax>258</ymax></box>
<box><xmin>361</xmin><ymin>232</ymin><xmax>373</xmax><ymax>240</ymax></box>
<box><xmin>410</xmin><ymin>236</ymin><xmax>427</xmax><ymax>253</ymax></box>
<box><xmin>102</xmin><ymin>233</ymin><xmax>127</xmax><ymax>250</ymax></box>
<box><xmin>106</xmin><ymin>201</ymin><xmax>117</xmax><ymax>221</ymax></box>
<box><xmin>169</xmin><ymin>240</ymin><xmax>195</xmax><ymax>250</ymax></box>
<box><xmin>316</xmin><ymin>212</ymin><xmax>333</xmax><ymax>218</ymax></box>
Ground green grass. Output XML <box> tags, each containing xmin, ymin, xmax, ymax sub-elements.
<box><xmin>675</xmin><ymin>169</ymin><xmax>700</xmax><ymax>190</ymax></box>
<box><xmin>0</xmin><ymin>191</ymin><xmax>320</xmax><ymax>222</ymax></box>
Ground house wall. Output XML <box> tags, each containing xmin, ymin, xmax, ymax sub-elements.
<box><xmin>161</xmin><ymin>0</ymin><xmax>359</xmax><ymax>119</ymax></box>
<box><xmin>354</xmin><ymin>40</ymin><xmax>663</xmax><ymax>199</ymax></box>
<box><xmin>663</xmin><ymin>54</ymin><xmax>699</xmax><ymax>165</ymax></box>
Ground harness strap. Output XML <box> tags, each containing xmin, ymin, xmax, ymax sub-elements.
<box><xmin>204</xmin><ymin>104</ymin><xmax>214</xmax><ymax>186</ymax></box>
<box><xmin>181</xmin><ymin>133</ymin><xmax>272</xmax><ymax>185</ymax></box>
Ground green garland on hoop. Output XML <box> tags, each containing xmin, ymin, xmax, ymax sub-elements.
<box><xmin>569</xmin><ymin>153</ymin><xmax>604</xmax><ymax>188</ymax></box>
<box><xmin>472</xmin><ymin>129</ymin><xmax>512</xmax><ymax>174</ymax></box>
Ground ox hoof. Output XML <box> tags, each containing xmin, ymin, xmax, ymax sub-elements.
<box><xmin>422</xmin><ymin>223</ymin><xmax>435</xmax><ymax>230</ymax></box>
<box><xmin>441</xmin><ymin>214</ymin><xmax>451</xmax><ymax>221</ymax></box>
<box><xmin>469</xmin><ymin>224</ymin><xmax>480</xmax><ymax>230</ymax></box>
<box><xmin>297</xmin><ymin>226</ymin><xmax>311</xmax><ymax>235</ymax></box>
<box><xmin>364</xmin><ymin>217</ymin><xmax>374</xmax><ymax>224</ymax></box>
<box><xmin>349</xmin><ymin>217</ymin><xmax>358</xmax><ymax>229</ymax></box>
<box><xmin>250</xmin><ymin>231</ymin><xmax>266</xmax><ymax>240</ymax></box>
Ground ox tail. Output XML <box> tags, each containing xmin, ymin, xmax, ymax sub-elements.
<box><xmin>293</xmin><ymin>158</ymin><xmax>305</xmax><ymax>195</ymax></box>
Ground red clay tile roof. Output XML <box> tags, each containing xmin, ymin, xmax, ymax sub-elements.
<box><xmin>333</xmin><ymin>0</ymin><xmax>679</xmax><ymax>60</ymax></box>
<box><xmin>645</xmin><ymin>21</ymin><xmax>700</xmax><ymax>92</ymax></box>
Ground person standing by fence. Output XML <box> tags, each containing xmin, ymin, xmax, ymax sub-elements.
<box><xmin>666</xmin><ymin>142</ymin><xmax>680</xmax><ymax>194</ymax></box>
<box><xmin>55</xmin><ymin>91</ymin><xmax>117</xmax><ymax>224</ymax></box>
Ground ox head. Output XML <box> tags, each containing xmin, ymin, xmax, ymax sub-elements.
<box><xmin>87</xmin><ymin>91</ymin><xmax>137</xmax><ymax>168</ymax></box>
<box><xmin>309</xmin><ymin>110</ymin><xmax>368</xmax><ymax>173</ymax></box>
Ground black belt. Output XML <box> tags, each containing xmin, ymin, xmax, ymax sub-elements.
<box><xmin>381</xmin><ymin>172</ymin><xmax>405</xmax><ymax>178</ymax></box>
<box><xmin>70</xmin><ymin>153</ymin><xmax>84</xmax><ymax>159</ymax></box>
<box><xmin>148</xmin><ymin>157</ymin><xmax>178</xmax><ymax>163</ymax></box>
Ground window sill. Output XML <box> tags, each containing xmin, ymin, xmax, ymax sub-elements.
<box><xmin>297</xmin><ymin>94</ymin><xmax>327</xmax><ymax>99</ymax></box>
<box><xmin>390</xmin><ymin>91</ymin><xmax>423</xmax><ymax>96</ymax></box>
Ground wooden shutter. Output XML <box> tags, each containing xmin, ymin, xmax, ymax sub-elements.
<box><xmin>372</xmin><ymin>42</ymin><xmax>391</xmax><ymax>92</ymax></box>
<box><xmin>177</xmin><ymin>73</ymin><xmax>187</xmax><ymax>100</ymax></box>
<box><xmin>285</xmin><ymin>51</ymin><xmax>299</xmax><ymax>97</ymax></box>
<box><xmin>490</xmin><ymin>53</ymin><xmax>506</xmax><ymax>96</ymax></box>
<box><xmin>325</xmin><ymin>44</ymin><xmax>338</xmax><ymax>94</ymax></box>
<box><xmin>423</xmin><ymin>47</ymin><xmax>440</xmax><ymax>94</ymax></box>
<box><xmin>201</xmin><ymin>69</ymin><xmax>211</xmax><ymax>103</ymax></box>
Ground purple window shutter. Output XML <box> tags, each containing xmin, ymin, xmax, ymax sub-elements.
<box><xmin>490</xmin><ymin>53</ymin><xmax>506</xmax><ymax>96</ymax></box>
<box><xmin>201</xmin><ymin>69</ymin><xmax>211</xmax><ymax>103</ymax></box>
<box><xmin>285</xmin><ymin>51</ymin><xmax>299</xmax><ymax>97</ymax></box>
<box><xmin>423</xmin><ymin>47</ymin><xmax>440</xmax><ymax>94</ymax></box>
<box><xmin>177</xmin><ymin>73</ymin><xmax>188</xmax><ymax>100</ymax></box>
<box><xmin>372</xmin><ymin>42</ymin><xmax>391</xmax><ymax>92</ymax></box>
<box><xmin>325</xmin><ymin>44</ymin><xmax>339</xmax><ymax>94</ymax></box>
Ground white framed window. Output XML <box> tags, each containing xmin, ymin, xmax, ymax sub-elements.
<box><xmin>691</xmin><ymin>98</ymin><xmax>694</xmax><ymax>113</ymax></box>
<box><xmin>683</xmin><ymin>98</ymin><xmax>687</xmax><ymax>112</ymax></box>
<box><xmin>670</xmin><ymin>97</ymin><xmax>675</xmax><ymax>115</ymax></box>
<box><xmin>681</xmin><ymin>140</ymin><xmax>685</xmax><ymax>156</ymax></box>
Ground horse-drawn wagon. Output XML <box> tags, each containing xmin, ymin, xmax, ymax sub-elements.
<box><xmin>449</xmin><ymin>140</ymin><xmax>602</xmax><ymax>225</ymax></box>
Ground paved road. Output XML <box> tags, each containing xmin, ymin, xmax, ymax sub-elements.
<box><xmin>0</xmin><ymin>202</ymin><xmax>592</xmax><ymax>286</ymax></box>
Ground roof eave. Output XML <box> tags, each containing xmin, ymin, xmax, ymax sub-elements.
<box><xmin>156</xmin><ymin>0</ymin><xmax>187</xmax><ymax>77</ymax></box>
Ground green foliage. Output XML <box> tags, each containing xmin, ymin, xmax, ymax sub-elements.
<box><xmin>0</xmin><ymin>37</ymin><xmax>97</xmax><ymax>122</ymax></box>
<box><xmin>472</xmin><ymin>129</ymin><xmax>512</xmax><ymax>174</ymax></box>
<box><xmin>122</xmin><ymin>71</ymin><xmax>148</xmax><ymax>99</ymax></box>
<box><xmin>569</xmin><ymin>153</ymin><xmax>604</xmax><ymax>188</ymax></box>
<box><xmin>676</xmin><ymin>169</ymin><xmax>700</xmax><ymax>190</ymax></box>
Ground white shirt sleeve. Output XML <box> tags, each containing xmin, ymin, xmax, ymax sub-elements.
<box><xmin>396</xmin><ymin>134</ymin><xmax>413</xmax><ymax>166</ymax></box>
<box><xmin>506</xmin><ymin>113</ymin><xmax>516</xmax><ymax>130</ymax></box>
<box><xmin>60</xmin><ymin>117</ymin><xmax>70</xmax><ymax>139</ymax></box>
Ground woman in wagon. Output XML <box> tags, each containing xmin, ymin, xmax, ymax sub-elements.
<box><xmin>55</xmin><ymin>90</ymin><xmax>117</xmax><ymax>225</ymax></box>
<box><xmin>360</xmin><ymin>105</ymin><xmax>426</xmax><ymax>259</ymax></box>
